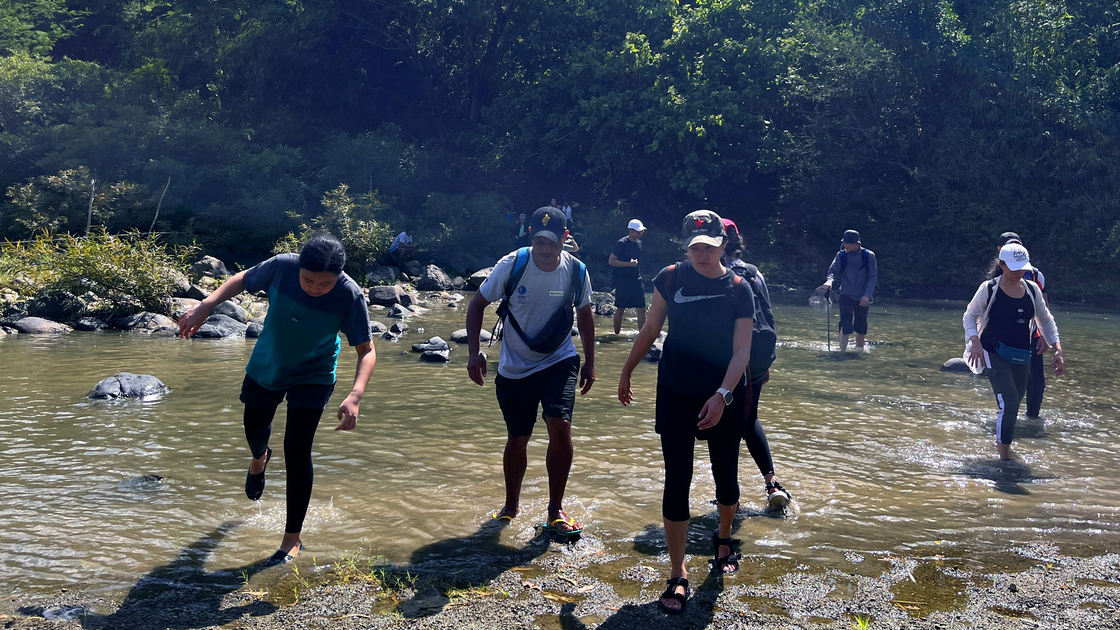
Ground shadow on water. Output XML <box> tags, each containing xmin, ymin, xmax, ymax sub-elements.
<box><xmin>397</xmin><ymin>518</ymin><xmax>551</xmax><ymax>618</ymax></box>
<box><xmin>960</xmin><ymin>458</ymin><xmax>1056</xmax><ymax>495</ymax></box>
<box><xmin>65</xmin><ymin>521</ymin><xmax>276</xmax><ymax>629</ymax></box>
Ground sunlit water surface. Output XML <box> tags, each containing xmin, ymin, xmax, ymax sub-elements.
<box><xmin>1</xmin><ymin>296</ymin><xmax>1117</xmax><ymax>602</ymax></box>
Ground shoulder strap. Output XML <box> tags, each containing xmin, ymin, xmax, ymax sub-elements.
<box><xmin>731</xmin><ymin>273</ymin><xmax>743</xmax><ymax>297</ymax></box>
<box><xmin>504</xmin><ymin>247</ymin><xmax>531</xmax><ymax>298</ymax></box>
<box><xmin>570</xmin><ymin>257</ymin><xmax>586</xmax><ymax>307</ymax></box>
<box><xmin>861</xmin><ymin>248</ymin><xmax>869</xmax><ymax>270</ymax></box>
<box><xmin>985</xmin><ymin>277</ymin><xmax>998</xmax><ymax>307</ymax></box>
<box><xmin>838</xmin><ymin>250</ymin><xmax>847</xmax><ymax>272</ymax></box>
<box><xmin>664</xmin><ymin>264</ymin><xmax>677</xmax><ymax>295</ymax></box>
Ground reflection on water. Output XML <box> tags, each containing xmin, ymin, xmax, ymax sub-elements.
<box><xmin>1</xmin><ymin>296</ymin><xmax>1118</xmax><ymax>602</ymax></box>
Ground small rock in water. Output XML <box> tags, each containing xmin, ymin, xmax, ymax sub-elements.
<box><xmin>419</xmin><ymin>349</ymin><xmax>451</xmax><ymax>363</ymax></box>
<box><xmin>88</xmin><ymin>373</ymin><xmax>171</xmax><ymax>400</ymax></box>
<box><xmin>940</xmin><ymin>357</ymin><xmax>972</xmax><ymax>373</ymax></box>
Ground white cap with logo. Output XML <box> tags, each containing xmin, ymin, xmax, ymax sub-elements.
<box><xmin>627</xmin><ymin>219</ymin><xmax>646</xmax><ymax>232</ymax></box>
<box><xmin>998</xmin><ymin>242</ymin><xmax>1031</xmax><ymax>271</ymax></box>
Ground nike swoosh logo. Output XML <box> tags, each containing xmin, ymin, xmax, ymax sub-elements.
<box><xmin>674</xmin><ymin>288</ymin><xmax>724</xmax><ymax>303</ymax></box>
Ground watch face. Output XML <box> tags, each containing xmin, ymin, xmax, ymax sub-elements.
<box><xmin>721</xmin><ymin>390</ymin><xmax>733</xmax><ymax>405</ymax></box>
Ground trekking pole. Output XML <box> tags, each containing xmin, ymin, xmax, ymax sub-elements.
<box><xmin>826</xmin><ymin>292</ymin><xmax>831</xmax><ymax>352</ymax></box>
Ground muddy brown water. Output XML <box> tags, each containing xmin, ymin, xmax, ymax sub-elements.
<box><xmin>1</xmin><ymin>295</ymin><xmax>1118</xmax><ymax>604</ymax></box>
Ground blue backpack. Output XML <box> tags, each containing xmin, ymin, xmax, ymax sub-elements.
<box><xmin>492</xmin><ymin>248</ymin><xmax>586</xmax><ymax>354</ymax></box>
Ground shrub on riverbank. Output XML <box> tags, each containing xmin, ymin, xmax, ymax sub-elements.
<box><xmin>0</xmin><ymin>230</ymin><xmax>196</xmax><ymax>318</ymax></box>
<box><xmin>273</xmin><ymin>185</ymin><xmax>393</xmax><ymax>279</ymax></box>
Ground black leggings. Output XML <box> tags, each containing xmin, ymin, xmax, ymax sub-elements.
<box><xmin>657</xmin><ymin>384</ymin><xmax>747</xmax><ymax>522</ymax></box>
<box><xmin>742</xmin><ymin>379</ymin><xmax>775</xmax><ymax>477</ymax></box>
<box><xmin>244</xmin><ymin>405</ymin><xmax>324</xmax><ymax>534</ymax></box>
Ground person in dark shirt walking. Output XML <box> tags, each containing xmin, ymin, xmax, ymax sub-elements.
<box><xmin>608</xmin><ymin>219</ymin><xmax>647</xmax><ymax>334</ymax></box>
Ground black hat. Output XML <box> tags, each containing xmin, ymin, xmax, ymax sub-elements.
<box><xmin>528</xmin><ymin>206</ymin><xmax>567</xmax><ymax>242</ymax></box>
<box><xmin>998</xmin><ymin>231</ymin><xmax>1022</xmax><ymax>247</ymax></box>
<box><xmin>681</xmin><ymin>210</ymin><xmax>726</xmax><ymax>248</ymax></box>
<box><xmin>842</xmin><ymin>230</ymin><xmax>861</xmax><ymax>244</ymax></box>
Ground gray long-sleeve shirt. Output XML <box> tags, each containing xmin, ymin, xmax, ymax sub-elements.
<box><xmin>826</xmin><ymin>248</ymin><xmax>877</xmax><ymax>300</ymax></box>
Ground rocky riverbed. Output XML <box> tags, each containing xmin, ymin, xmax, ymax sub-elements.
<box><xmin>4</xmin><ymin>531</ymin><xmax>1118</xmax><ymax>630</ymax></box>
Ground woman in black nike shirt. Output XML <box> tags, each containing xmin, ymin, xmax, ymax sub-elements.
<box><xmin>618</xmin><ymin>210</ymin><xmax>755</xmax><ymax>613</ymax></box>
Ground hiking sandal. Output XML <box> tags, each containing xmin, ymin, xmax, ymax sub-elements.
<box><xmin>658</xmin><ymin>577</ymin><xmax>690</xmax><ymax>613</ymax></box>
<box><xmin>766</xmin><ymin>481</ymin><xmax>792</xmax><ymax>508</ymax></box>
<box><xmin>711</xmin><ymin>530</ymin><xmax>741</xmax><ymax>573</ymax></box>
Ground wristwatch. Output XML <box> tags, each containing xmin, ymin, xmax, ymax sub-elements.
<box><xmin>716</xmin><ymin>387</ymin><xmax>733</xmax><ymax>406</ymax></box>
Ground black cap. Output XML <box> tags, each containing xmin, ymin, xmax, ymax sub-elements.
<box><xmin>998</xmin><ymin>231</ymin><xmax>1022</xmax><ymax>247</ymax></box>
<box><xmin>842</xmin><ymin>230</ymin><xmax>861</xmax><ymax>244</ymax></box>
<box><xmin>528</xmin><ymin>206</ymin><xmax>567</xmax><ymax>242</ymax></box>
<box><xmin>681</xmin><ymin>210</ymin><xmax>726</xmax><ymax>248</ymax></box>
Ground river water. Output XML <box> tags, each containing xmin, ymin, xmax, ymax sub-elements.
<box><xmin>1</xmin><ymin>295</ymin><xmax>1118</xmax><ymax>604</ymax></box>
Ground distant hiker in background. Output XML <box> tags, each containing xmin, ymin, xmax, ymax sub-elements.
<box><xmin>987</xmin><ymin>232</ymin><xmax>1050</xmax><ymax>419</ymax></box>
<box><xmin>608</xmin><ymin>219</ymin><xmax>647</xmax><ymax>334</ymax></box>
<box><xmin>515</xmin><ymin>213</ymin><xmax>529</xmax><ymax>248</ymax></box>
<box><xmin>964</xmin><ymin>242</ymin><xmax>1064</xmax><ymax>460</ymax></box>
<box><xmin>389</xmin><ymin>228</ymin><xmax>418</xmax><ymax>264</ymax></box>
<box><xmin>560</xmin><ymin>198</ymin><xmax>578</xmax><ymax>224</ymax></box>
<box><xmin>465</xmin><ymin>206</ymin><xmax>595</xmax><ymax>540</ymax></box>
<box><xmin>820</xmin><ymin>230</ymin><xmax>877</xmax><ymax>351</ymax></box>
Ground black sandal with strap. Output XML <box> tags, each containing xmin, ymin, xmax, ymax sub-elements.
<box><xmin>711</xmin><ymin>530</ymin><xmax>741</xmax><ymax>573</ymax></box>
<box><xmin>658</xmin><ymin>576</ymin><xmax>690</xmax><ymax>613</ymax></box>
<box><xmin>245</xmin><ymin>447</ymin><xmax>273</xmax><ymax>501</ymax></box>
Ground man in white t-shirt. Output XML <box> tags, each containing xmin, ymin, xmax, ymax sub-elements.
<box><xmin>465</xmin><ymin>206</ymin><xmax>595</xmax><ymax>538</ymax></box>
<box><xmin>389</xmin><ymin>229</ymin><xmax>417</xmax><ymax>263</ymax></box>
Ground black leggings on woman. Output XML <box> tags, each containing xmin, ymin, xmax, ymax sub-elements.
<box><xmin>244</xmin><ymin>405</ymin><xmax>324</xmax><ymax>534</ymax></box>
<box><xmin>657</xmin><ymin>384</ymin><xmax>748</xmax><ymax>522</ymax></box>
<box><xmin>742</xmin><ymin>378</ymin><xmax>775</xmax><ymax>477</ymax></box>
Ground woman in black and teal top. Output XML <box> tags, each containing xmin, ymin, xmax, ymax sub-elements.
<box><xmin>963</xmin><ymin>242</ymin><xmax>1063</xmax><ymax>460</ymax></box>
<box><xmin>179</xmin><ymin>233</ymin><xmax>375</xmax><ymax>566</ymax></box>
<box><xmin>618</xmin><ymin>210</ymin><xmax>755</xmax><ymax>614</ymax></box>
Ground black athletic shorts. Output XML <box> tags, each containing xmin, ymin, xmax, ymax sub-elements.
<box><xmin>239</xmin><ymin>375</ymin><xmax>335</xmax><ymax>410</ymax></box>
<box><xmin>614</xmin><ymin>279</ymin><xmax>646</xmax><ymax>309</ymax></box>
<box><xmin>494</xmin><ymin>355</ymin><xmax>580</xmax><ymax>437</ymax></box>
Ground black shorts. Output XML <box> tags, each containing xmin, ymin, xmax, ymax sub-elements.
<box><xmin>614</xmin><ymin>279</ymin><xmax>646</xmax><ymax>309</ymax></box>
<box><xmin>655</xmin><ymin>383</ymin><xmax>748</xmax><ymax>443</ymax></box>
<box><xmin>239</xmin><ymin>375</ymin><xmax>335</xmax><ymax>410</ymax></box>
<box><xmin>494</xmin><ymin>355</ymin><xmax>580</xmax><ymax>437</ymax></box>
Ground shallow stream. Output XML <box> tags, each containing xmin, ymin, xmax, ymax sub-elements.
<box><xmin>1</xmin><ymin>295</ymin><xmax>1118</xmax><ymax>605</ymax></box>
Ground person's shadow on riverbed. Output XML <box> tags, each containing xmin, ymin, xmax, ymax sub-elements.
<box><xmin>76</xmin><ymin>521</ymin><xmax>276</xmax><ymax>630</ymax></box>
<box><xmin>397</xmin><ymin>518</ymin><xmax>551</xmax><ymax>618</ymax></box>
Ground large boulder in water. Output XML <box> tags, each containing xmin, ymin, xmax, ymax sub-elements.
<box><xmin>592</xmin><ymin>292</ymin><xmax>616</xmax><ymax>317</ymax></box>
<box><xmin>941</xmin><ymin>357</ymin><xmax>972</xmax><ymax>373</ymax></box>
<box><xmin>246</xmin><ymin>321</ymin><xmax>263</xmax><ymax>338</ymax></box>
<box><xmin>191</xmin><ymin>255</ymin><xmax>229</xmax><ymax>279</ymax></box>
<box><xmin>417</xmin><ymin>265</ymin><xmax>453</xmax><ymax>291</ymax></box>
<box><xmin>387</xmin><ymin>304</ymin><xmax>412</xmax><ymax>319</ymax></box>
<box><xmin>450</xmin><ymin>328</ymin><xmax>492</xmax><ymax>344</ymax></box>
<box><xmin>401</xmin><ymin>260</ymin><xmax>425</xmax><ymax>278</ymax></box>
<box><xmin>370</xmin><ymin>320</ymin><xmax>388</xmax><ymax>334</ymax></box>
<box><xmin>88</xmin><ymin>372</ymin><xmax>170</xmax><ymax>399</ymax></box>
<box><xmin>366</xmin><ymin>264</ymin><xmax>399</xmax><ymax>286</ymax></box>
<box><xmin>467</xmin><ymin>267</ymin><xmax>493</xmax><ymax>290</ymax></box>
<box><xmin>419</xmin><ymin>349</ymin><xmax>451</xmax><ymax>363</ymax></box>
<box><xmin>119</xmin><ymin>312</ymin><xmax>177</xmax><ymax>335</ymax></box>
<box><xmin>412</xmin><ymin>336</ymin><xmax>450</xmax><ymax>352</ymax></box>
<box><xmin>212</xmin><ymin>300</ymin><xmax>248</xmax><ymax>323</ymax></box>
<box><xmin>368</xmin><ymin>285</ymin><xmax>405</xmax><ymax>307</ymax></box>
<box><xmin>8</xmin><ymin>316</ymin><xmax>72</xmax><ymax>334</ymax></box>
<box><xmin>390</xmin><ymin>321</ymin><xmax>409</xmax><ymax>335</ymax></box>
<box><xmin>192</xmin><ymin>313</ymin><xmax>247</xmax><ymax>338</ymax></box>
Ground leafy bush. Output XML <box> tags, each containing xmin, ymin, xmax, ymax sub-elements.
<box><xmin>274</xmin><ymin>185</ymin><xmax>393</xmax><ymax>279</ymax></box>
<box><xmin>0</xmin><ymin>230</ymin><xmax>196</xmax><ymax>316</ymax></box>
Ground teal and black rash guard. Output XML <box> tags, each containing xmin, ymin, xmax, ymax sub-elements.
<box><xmin>652</xmin><ymin>261</ymin><xmax>755</xmax><ymax>395</ymax></box>
<box><xmin>243</xmin><ymin>254</ymin><xmax>371</xmax><ymax>389</ymax></box>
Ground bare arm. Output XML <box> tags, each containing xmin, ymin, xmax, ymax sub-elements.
<box><xmin>466</xmin><ymin>292</ymin><xmax>492</xmax><ymax>386</ymax></box>
<box><xmin>607</xmin><ymin>253</ymin><xmax>636</xmax><ymax>268</ymax></box>
<box><xmin>336</xmin><ymin>341</ymin><xmax>376</xmax><ymax>430</ymax></box>
<box><xmin>178</xmin><ymin>270</ymin><xmax>248</xmax><ymax>337</ymax></box>
<box><xmin>576</xmin><ymin>304</ymin><xmax>596</xmax><ymax>394</ymax></box>
<box><xmin>618</xmin><ymin>289</ymin><xmax>668</xmax><ymax>405</ymax></box>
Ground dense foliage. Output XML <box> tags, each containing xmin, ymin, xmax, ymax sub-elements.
<box><xmin>1</xmin><ymin>1</ymin><xmax>1118</xmax><ymax>300</ymax></box>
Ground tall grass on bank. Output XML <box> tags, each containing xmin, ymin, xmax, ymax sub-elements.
<box><xmin>0</xmin><ymin>230</ymin><xmax>197</xmax><ymax>317</ymax></box>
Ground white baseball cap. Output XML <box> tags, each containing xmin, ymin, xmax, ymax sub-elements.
<box><xmin>627</xmin><ymin>219</ymin><xmax>646</xmax><ymax>232</ymax></box>
<box><xmin>998</xmin><ymin>242</ymin><xmax>1031</xmax><ymax>271</ymax></box>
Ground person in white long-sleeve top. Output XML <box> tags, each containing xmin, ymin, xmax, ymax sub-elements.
<box><xmin>963</xmin><ymin>242</ymin><xmax>1065</xmax><ymax>460</ymax></box>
